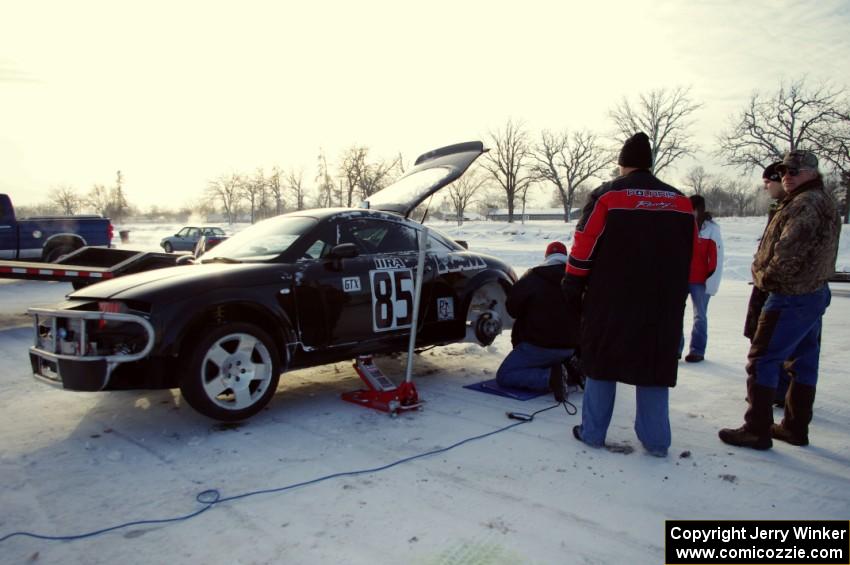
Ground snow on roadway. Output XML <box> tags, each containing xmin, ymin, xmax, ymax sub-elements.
<box><xmin>0</xmin><ymin>218</ymin><xmax>848</xmax><ymax>565</ymax></box>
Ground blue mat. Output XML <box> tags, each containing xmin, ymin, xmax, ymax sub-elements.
<box><xmin>463</xmin><ymin>378</ymin><xmax>546</xmax><ymax>401</ymax></box>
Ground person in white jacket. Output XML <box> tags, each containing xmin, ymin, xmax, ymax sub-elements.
<box><xmin>681</xmin><ymin>194</ymin><xmax>724</xmax><ymax>362</ymax></box>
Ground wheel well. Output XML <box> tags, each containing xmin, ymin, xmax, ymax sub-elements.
<box><xmin>462</xmin><ymin>276</ymin><xmax>513</xmax><ymax>345</ymax></box>
<box><xmin>176</xmin><ymin>303</ymin><xmax>293</xmax><ymax>369</ymax></box>
<box><xmin>462</xmin><ymin>276</ymin><xmax>512</xmax><ymax>319</ymax></box>
<box><xmin>42</xmin><ymin>235</ymin><xmax>85</xmax><ymax>258</ymax></box>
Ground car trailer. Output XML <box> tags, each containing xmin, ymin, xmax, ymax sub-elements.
<box><xmin>0</xmin><ymin>246</ymin><xmax>184</xmax><ymax>287</ymax></box>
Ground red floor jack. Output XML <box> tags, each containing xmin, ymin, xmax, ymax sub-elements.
<box><xmin>341</xmin><ymin>227</ymin><xmax>430</xmax><ymax>415</ymax></box>
<box><xmin>341</xmin><ymin>356</ymin><xmax>421</xmax><ymax>414</ymax></box>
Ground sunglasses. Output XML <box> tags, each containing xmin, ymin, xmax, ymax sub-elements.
<box><xmin>779</xmin><ymin>167</ymin><xmax>812</xmax><ymax>177</ymax></box>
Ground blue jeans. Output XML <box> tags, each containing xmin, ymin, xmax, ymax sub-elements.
<box><xmin>749</xmin><ymin>286</ymin><xmax>831</xmax><ymax>389</ymax></box>
<box><xmin>680</xmin><ymin>283</ymin><xmax>710</xmax><ymax>357</ymax></box>
<box><xmin>496</xmin><ymin>342</ymin><xmax>575</xmax><ymax>391</ymax></box>
<box><xmin>578</xmin><ymin>377</ymin><xmax>670</xmax><ymax>455</ymax></box>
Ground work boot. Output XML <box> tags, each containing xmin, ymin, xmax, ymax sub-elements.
<box><xmin>685</xmin><ymin>354</ymin><xmax>704</xmax><ymax>363</ymax></box>
<box><xmin>719</xmin><ymin>379</ymin><xmax>774</xmax><ymax>450</ymax></box>
<box><xmin>549</xmin><ymin>364</ymin><xmax>567</xmax><ymax>403</ymax></box>
<box><xmin>564</xmin><ymin>354</ymin><xmax>585</xmax><ymax>390</ymax></box>
<box><xmin>772</xmin><ymin>382</ymin><xmax>815</xmax><ymax>446</ymax></box>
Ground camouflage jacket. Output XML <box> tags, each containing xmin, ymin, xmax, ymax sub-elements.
<box><xmin>752</xmin><ymin>178</ymin><xmax>840</xmax><ymax>295</ymax></box>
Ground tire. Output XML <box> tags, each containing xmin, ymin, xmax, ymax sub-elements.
<box><xmin>44</xmin><ymin>244</ymin><xmax>76</xmax><ymax>263</ymax></box>
<box><xmin>179</xmin><ymin>322</ymin><xmax>281</xmax><ymax>421</ymax></box>
<box><xmin>163</xmin><ymin>242</ymin><xmax>174</xmax><ymax>253</ymax></box>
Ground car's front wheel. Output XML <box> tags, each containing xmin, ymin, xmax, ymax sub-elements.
<box><xmin>163</xmin><ymin>242</ymin><xmax>174</xmax><ymax>253</ymax></box>
<box><xmin>179</xmin><ymin>322</ymin><xmax>281</xmax><ymax>421</ymax></box>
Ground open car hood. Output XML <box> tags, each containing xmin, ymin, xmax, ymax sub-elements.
<box><xmin>364</xmin><ymin>141</ymin><xmax>486</xmax><ymax>218</ymax></box>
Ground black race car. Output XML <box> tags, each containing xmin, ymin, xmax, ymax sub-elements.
<box><xmin>28</xmin><ymin>142</ymin><xmax>517</xmax><ymax>421</ymax></box>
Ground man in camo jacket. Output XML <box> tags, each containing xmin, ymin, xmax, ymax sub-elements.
<box><xmin>720</xmin><ymin>150</ymin><xmax>840</xmax><ymax>450</ymax></box>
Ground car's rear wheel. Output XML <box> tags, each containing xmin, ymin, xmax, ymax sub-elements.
<box><xmin>465</xmin><ymin>282</ymin><xmax>509</xmax><ymax>346</ymax></box>
<box><xmin>163</xmin><ymin>242</ymin><xmax>174</xmax><ymax>253</ymax></box>
<box><xmin>179</xmin><ymin>322</ymin><xmax>281</xmax><ymax>421</ymax></box>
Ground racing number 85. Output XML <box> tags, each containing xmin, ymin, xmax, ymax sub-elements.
<box><xmin>370</xmin><ymin>269</ymin><xmax>414</xmax><ymax>332</ymax></box>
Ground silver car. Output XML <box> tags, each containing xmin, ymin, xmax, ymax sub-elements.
<box><xmin>160</xmin><ymin>226</ymin><xmax>226</xmax><ymax>253</ymax></box>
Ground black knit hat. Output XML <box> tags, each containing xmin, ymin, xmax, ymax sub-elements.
<box><xmin>618</xmin><ymin>132</ymin><xmax>653</xmax><ymax>169</ymax></box>
<box><xmin>762</xmin><ymin>161</ymin><xmax>782</xmax><ymax>182</ymax></box>
<box><xmin>689</xmin><ymin>194</ymin><xmax>705</xmax><ymax>212</ymax></box>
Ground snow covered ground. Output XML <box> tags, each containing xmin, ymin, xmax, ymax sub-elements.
<box><xmin>0</xmin><ymin>218</ymin><xmax>848</xmax><ymax>565</ymax></box>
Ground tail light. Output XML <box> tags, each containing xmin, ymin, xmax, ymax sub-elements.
<box><xmin>98</xmin><ymin>301</ymin><xmax>126</xmax><ymax>329</ymax></box>
<box><xmin>98</xmin><ymin>301</ymin><xmax>126</xmax><ymax>314</ymax></box>
<box><xmin>107</xmin><ymin>223</ymin><xmax>114</xmax><ymax>241</ymax></box>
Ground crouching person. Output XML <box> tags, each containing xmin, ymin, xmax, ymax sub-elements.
<box><xmin>496</xmin><ymin>241</ymin><xmax>579</xmax><ymax>402</ymax></box>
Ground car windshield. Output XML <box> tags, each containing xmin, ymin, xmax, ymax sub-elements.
<box><xmin>201</xmin><ymin>216</ymin><xmax>317</xmax><ymax>262</ymax></box>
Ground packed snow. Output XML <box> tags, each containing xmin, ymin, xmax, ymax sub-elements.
<box><xmin>0</xmin><ymin>217</ymin><xmax>848</xmax><ymax>565</ymax></box>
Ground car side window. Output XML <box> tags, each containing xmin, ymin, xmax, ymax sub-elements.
<box><xmin>340</xmin><ymin>219</ymin><xmax>418</xmax><ymax>255</ymax></box>
<box><xmin>177</xmin><ymin>228</ymin><xmax>190</xmax><ymax>237</ymax></box>
<box><xmin>298</xmin><ymin>222</ymin><xmax>336</xmax><ymax>260</ymax></box>
<box><xmin>188</xmin><ymin>228</ymin><xmax>201</xmax><ymax>238</ymax></box>
<box><xmin>302</xmin><ymin>239</ymin><xmax>330</xmax><ymax>259</ymax></box>
<box><xmin>428</xmin><ymin>232</ymin><xmax>455</xmax><ymax>251</ymax></box>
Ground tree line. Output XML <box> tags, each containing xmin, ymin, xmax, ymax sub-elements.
<box><xmin>23</xmin><ymin>77</ymin><xmax>850</xmax><ymax>225</ymax></box>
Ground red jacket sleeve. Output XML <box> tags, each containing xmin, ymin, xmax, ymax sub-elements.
<box><xmin>567</xmin><ymin>191</ymin><xmax>609</xmax><ymax>277</ymax></box>
<box><xmin>705</xmin><ymin>238</ymin><xmax>717</xmax><ymax>278</ymax></box>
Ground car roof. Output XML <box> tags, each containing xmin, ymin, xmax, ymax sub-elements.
<box><xmin>282</xmin><ymin>207</ymin><xmax>410</xmax><ymax>223</ymax></box>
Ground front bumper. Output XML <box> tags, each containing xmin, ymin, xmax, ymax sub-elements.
<box><xmin>28</xmin><ymin>307</ymin><xmax>155</xmax><ymax>391</ymax></box>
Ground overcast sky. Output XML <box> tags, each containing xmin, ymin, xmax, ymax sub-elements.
<box><xmin>1</xmin><ymin>0</ymin><xmax>849</xmax><ymax>210</ymax></box>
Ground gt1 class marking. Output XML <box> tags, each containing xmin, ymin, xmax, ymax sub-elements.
<box><xmin>370</xmin><ymin>269</ymin><xmax>414</xmax><ymax>332</ymax></box>
<box><xmin>437</xmin><ymin>297</ymin><xmax>454</xmax><ymax>321</ymax></box>
<box><xmin>374</xmin><ymin>257</ymin><xmax>405</xmax><ymax>270</ymax></box>
<box><xmin>342</xmin><ymin>276</ymin><xmax>361</xmax><ymax>292</ymax></box>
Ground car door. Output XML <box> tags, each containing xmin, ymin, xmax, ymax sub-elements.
<box><xmin>294</xmin><ymin>216</ymin><xmax>433</xmax><ymax>350</ymax></box>
<box><xmin>0</xmin><ymin>196</ymin><xmax>17</xmax><ymax>259</ymax></box>
<box><xmin>182</xmin><ymin>228</ymin><xmax>201</xmax><ymax>251</ymax></box>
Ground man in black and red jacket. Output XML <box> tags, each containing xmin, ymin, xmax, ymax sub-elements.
<box><xmin>565</xmin><ymin>132</ymin><xmax>696</xmax><ymax>457</ymax></box>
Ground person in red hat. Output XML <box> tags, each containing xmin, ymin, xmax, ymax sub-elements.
<box><xmin>496</xmin><ymin>241</ymin><xmax>580</xmax><ymax>402</ymax></box>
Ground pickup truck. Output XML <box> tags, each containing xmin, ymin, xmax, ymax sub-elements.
<box><xmin>0</xmin><ymin>193</ymin><xmax>113</xmax><ymax>262</ymax></box>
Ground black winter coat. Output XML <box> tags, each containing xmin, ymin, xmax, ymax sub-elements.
<box><xmin>506</xmin><ymin>262</ymin><xmax>579</xmax><ymax>349</ymax></box>
<box><xmin>563</xmin><ymin>170</ymin><xmax>696</xmax><ymax>387</ymax></box>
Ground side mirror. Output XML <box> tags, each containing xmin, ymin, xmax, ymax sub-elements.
<box><xmin>328</xmin><ymin>243</ymin><xmax>359</xmax><ymax>259</ymax></box>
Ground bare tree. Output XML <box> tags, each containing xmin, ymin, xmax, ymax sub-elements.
<box><xmin>240</xmin><ymin>169</ymin><xmax>268</xmax><ymax>223</ymax></box>
<box><xmin>683</xmin><ymin>165</ymin><xmax>711</xmax><ymax>195</ymax></box>
<box><xmin>610</xmin><ymin>86</ymin><xmax>702</xmax><ymax>175</ymax></box>
<box><xmin>445</xmin><ymin>166</ymin><xmax>489</xmax><ymax>225</ymax></box>
<box><xmin>339</xmin><ymin>146</ymin><xmax>368</xmax><ymax>207</ymax></box>
<box><xmin>50</xmin><ymin>185</ymin><xmax>81</xmax><ymax>215</ymax></box>
<box><xmin>267</xmin><ymin>167</ymin><xmax>285</xmax><ymax>216</ymax></box>
<box><xmin>480</xmin><ymin>119</ymin><xmax>534</xmax><ymax>222</ymax></box>
<box><xmin>207</xmin><ymin>173</ymin><xmax>243</xmax><ymax>224</ymax></box>
<box><xmin>359</xmin><ymin>156</ymin><xmax>402</xmax><ymax>200</ymax></box>
<box><xmin>717</xmin><ymin>78</ymin><xmax>849</xmax><ymax>172</ymax></box>
<box><xmin>286</xmin><ymin>167</ymin><xmax>307</xmax><ymax>211</ymax></box>
<box><xmin>315</xmin><ymin>149</ymin><xmax>334</xmax><ymax>208</ymax></box>
<box><xmin>110</xmin><ymin>170</ymin><xmax>129</xmax><ymax>223</ymax></box>
<box><xmin>531</xmin><ymin>129</ymin><xmax>610</xmax><ymax>222</ymax></box>
<box><xmin>85</xmin><ymin>184</ymin><xmax>111</xmax><ymax>216</ymax></box>
<box><xmin>726</xmin><ymin>178</ymin><xmax>756</xmax><ymax>217</ymax></box>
